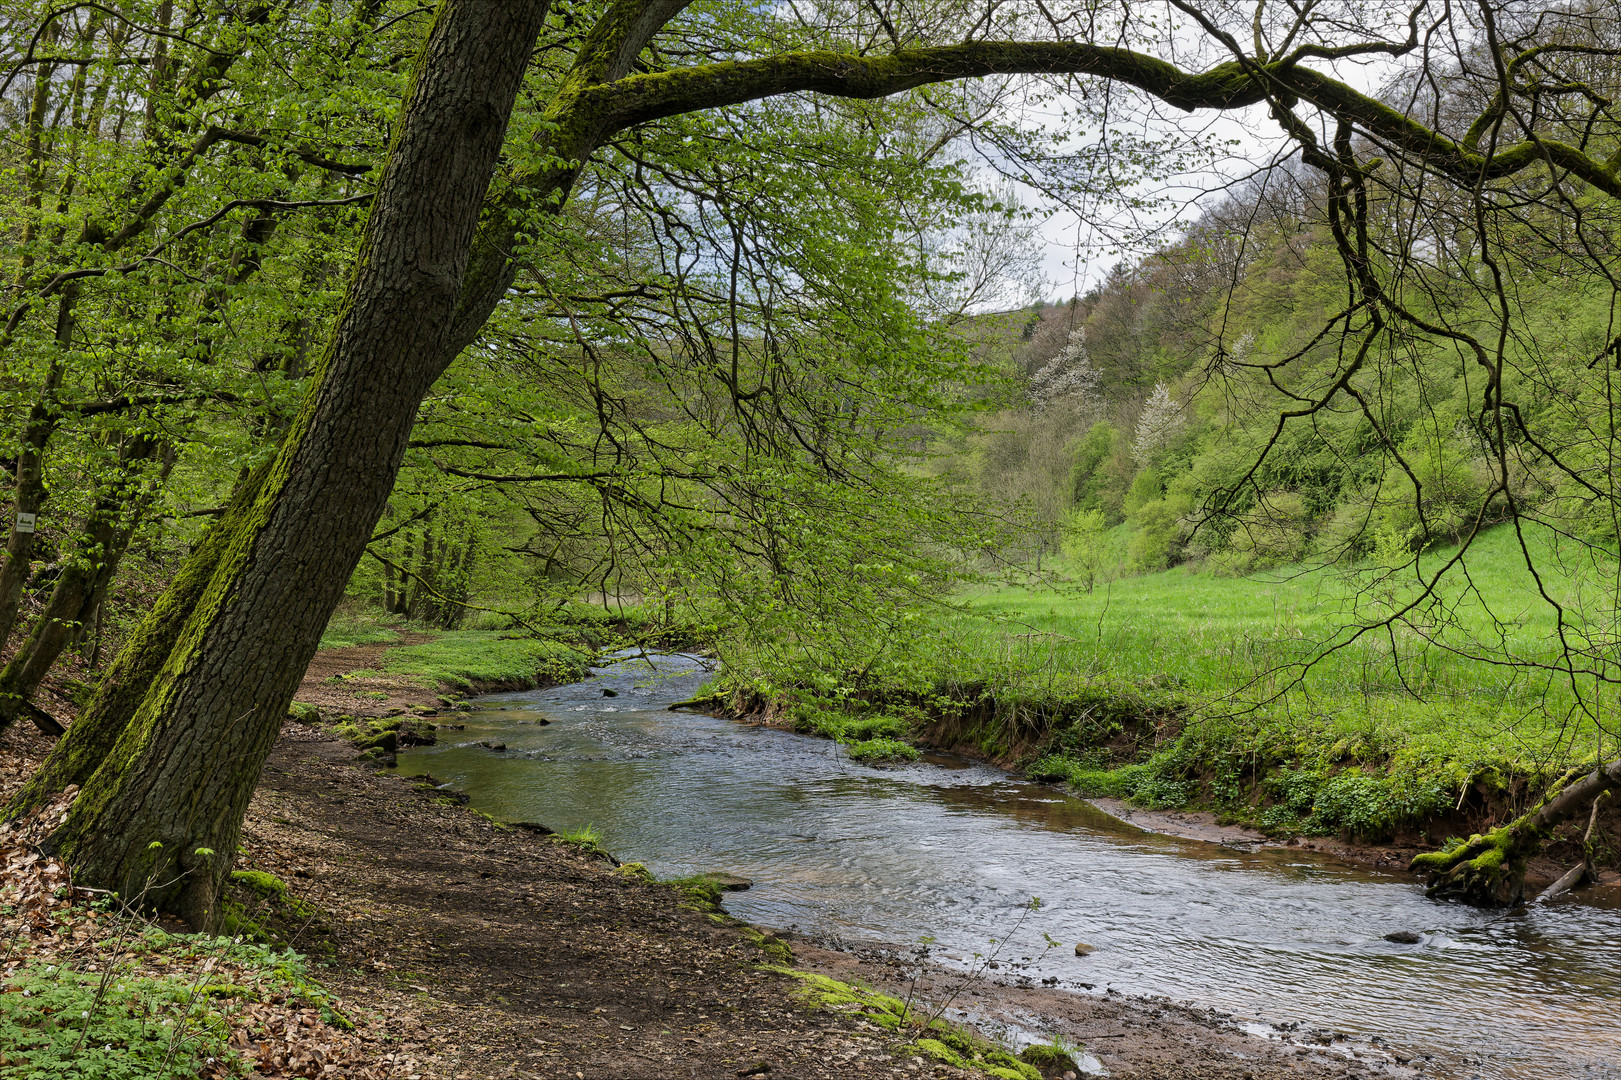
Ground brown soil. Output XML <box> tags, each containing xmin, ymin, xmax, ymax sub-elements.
<box><xmin>295</xmin><ymin>632</ymin><xmax>447</xmax><ymax>718</ymax></box>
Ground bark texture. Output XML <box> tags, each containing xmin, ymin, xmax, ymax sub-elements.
<box><xmin>46</xmin><ymin>0</ymin><xmax>553</xmax><ymax>928</ymax></box>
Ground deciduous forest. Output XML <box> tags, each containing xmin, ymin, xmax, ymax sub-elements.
<box><xmin>2</xmin><ymin>2</ymin><xmax>1619</xmax><ymax>1078</ymax></box>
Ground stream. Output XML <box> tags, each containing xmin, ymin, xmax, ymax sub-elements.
<box><xmin>393</xmin><ymin>652</ymin><xmax>1621</xmax><ymax>1080</ymax></box>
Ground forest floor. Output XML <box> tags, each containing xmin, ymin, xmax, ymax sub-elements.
<box><xmin>1</xmin><ymin>634</ymin><xmax>1405</xmax><ymax>1080</ymax></box>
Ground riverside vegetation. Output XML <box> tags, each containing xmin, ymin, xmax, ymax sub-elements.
<box><xmin>713</xmin><ymin>519</ymin><xmax>1619</xmax><ymax>882</ymax></box>
<box><xmin>6</xmin><ymin>4</ymin><xmax>1621</xmax><ymax>1074</ymax></box>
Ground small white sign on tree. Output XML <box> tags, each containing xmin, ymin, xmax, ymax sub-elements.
<box><xmin>14</xmin><ymin>512</ymin><xmax>36</xmax><ymax>534</ymax></box>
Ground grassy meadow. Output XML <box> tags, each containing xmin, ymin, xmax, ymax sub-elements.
<box><xmin>742</xmin><ymin>522</ymin><xmax>1620</xmax><ymax>841</ymax></box>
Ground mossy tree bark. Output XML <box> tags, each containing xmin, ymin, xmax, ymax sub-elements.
<box><xmin>1412</xmin><ymin>758</ymin><xmax>1621</xmax><ymax>906</ymax></box>
<box><xmin>37</xmin><ymin>0</ymin><xmax>555</xmax><ymax>928</ymax></box>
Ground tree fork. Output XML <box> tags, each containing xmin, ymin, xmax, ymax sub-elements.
<box><xmin>1412</xmin><ymin>758</ymin><xmax>1621</xmax><ymax>906</ymax></box>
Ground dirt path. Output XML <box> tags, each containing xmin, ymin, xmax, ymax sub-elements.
<box><xmin>294</xmin><ymin>632</ymin><xmax>445</xmax><ymax>717</ymax></box>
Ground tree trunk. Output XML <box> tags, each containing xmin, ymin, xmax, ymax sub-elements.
<box><xmin>38</xmin><ymin>0</ymin><xmax>552</xmax><ymax>929</ymax></box>
<box><xmin>1411</xmin><ymin>758</ymin><xmax>1621</xmax><ymax>906</ymax></box>
<box><xmin>0</xmin><ymin>435</ymin><xmax>172</xmax><ymax>729</ymax></box>
<box><xmin>0</xmin><ymin>348</ymin><xmax>66</xmax><ymax>651</ymax></box>
<box><xmin>382</xmin><ymin>535</ymin><xmax>397</xmax><ymax>612</ymax></box>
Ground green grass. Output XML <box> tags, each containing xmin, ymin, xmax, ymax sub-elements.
<box><xmin>378</xmin><ymin>630</ymin><xmax>592</xmax><ymax>690</ymax></box>
<box><xmin>845</xmin><ymin>737</ymin><xmax>921</xmax><ymax>763</ymax></box>
<box><xmin>948</xmin><ymin>522</ymin><xmax>1619</xmax><ymax>763</ymax></box>
<box><xmin>719</xmin><ymin>522</ymin><xmax>1621</xmax><ymax>839</ymax></box>
<box><xmin>316</xmin><ymin>612</ymin><xmax>403</xmax><ymax>650</ymax></box>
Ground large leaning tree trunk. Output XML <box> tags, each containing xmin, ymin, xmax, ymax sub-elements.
<box><xmin>29</xmin><ymin>0</ymin><xmax>553</xmax><ymax>929</ymax></box>
<box><xmin>1411</xmin><ymin>758</ymin><xmax>1621</xmax><ymax>907</ymax></box>
<box><xmin>4</xmin><ymin>465</ymin><xmax>268</xmax><ymax>817</ymax></box>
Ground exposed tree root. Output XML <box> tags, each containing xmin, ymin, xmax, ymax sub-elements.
<box><xmin>1535</xmin><ymin>790</ymin><xmax>1611</xmax><ymax>904</ymax></box>
<box><xmin>1412</xmin><ymin>758</ymin><xmax>1621</xmax><ymax>907</ymax></box>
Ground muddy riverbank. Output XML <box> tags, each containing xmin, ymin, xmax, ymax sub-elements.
<box><xmin>274</xmin><ymin>640</ymin><xmax>1385</xmax><ymax>1079</ymax></box>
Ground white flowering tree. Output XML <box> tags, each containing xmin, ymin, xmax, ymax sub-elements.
<box><xmin>1028</xmin><ymin>327</ymin><xmax>1103</xmax><ymax>413</ymax></box>
<box><xmin>1132</xmin><ymin>382</ymin><xmax>1182</xmax><ymax>465</ymax></box>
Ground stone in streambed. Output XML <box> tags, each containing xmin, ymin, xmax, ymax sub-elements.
<box><xmin>602</xmin><ymin>688</ymin><xmax>619</xmax><ymax>697</ymax></box>
<box><xmin>356</xmin><ymin>730</ymin><xmax>397</xmax><ymax>754</ymax></box>
<box><xmin>1384</xmin><ymin>930</ymin><xmax>1422</xmax><ymax>944</ymax></box>
<box><xmin>691</xmin><ymin>872</ymin><xmax>752</xmax><ymax>891</ymax></box>
<box><xmin>1074</xmin><ymin>942</ymin><xmax>1095</xmax><ymax>956</ymax></box>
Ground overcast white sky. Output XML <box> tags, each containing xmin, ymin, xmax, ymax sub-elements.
<box><xmin>1015</xmin><ymin>50</ymin><xmax>1400</xmax><ymax>303</ymax></box>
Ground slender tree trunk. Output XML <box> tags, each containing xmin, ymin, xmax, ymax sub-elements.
<box><xmin>38</xmin><ymin>1</ymin><xmax>553</xmax><ymax>928</ymax></box>
<box><xmin>397</xmin><ymin>529</ymin><xmax>415</xmax><ymax>615</ymax></box>
<box><xmin>7</xmin><ymin>462</ymin><xmax>269</xmax><ymax>814</ymax></box>
<box><xmin>0</xmin><ymin>435</ymin><xmax>172</xmax><ymax>728</ymax></box>
<box><xmin>382</xmin><ymin>535</ymin><xmax>397</xmax><ymax>612</ymax></box>
<box><xmin>0</xmin><ymin>347</ymin><xmax>67</xmax><ymax>651</ymax></box>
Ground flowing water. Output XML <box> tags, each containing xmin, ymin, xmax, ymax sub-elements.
<box><xmin>395</xmin><ymin>653</ymin><xmax>1621</xmax><ymax>1080</ymax></box>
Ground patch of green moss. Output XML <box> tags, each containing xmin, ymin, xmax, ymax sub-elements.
<box><xmin>230</xmin><ymin>870</ymin><xmax>288</xmax><ymax>901</ymax></box>
<box><xmin>666</xmin><ymin>875</ymin><xmax>725</xmax><ymax>913</ymax></box>
<box><xmin>916</xmin><ymin>1038</ymin><xmax>969</xmax><ymax>1068</ymax></box>
<box><xmin>1019</xmin><ymin>1043</ymin><xmax>1079</xmax><ymax>1072</ymax></box>
<box><xmin>741</xmin><ymin>926</ymin><xmax>794</xmax><ymax>964</ymax></box>
<box><xmin>224</xmin><ymin>870</ymin><xmax>319</xmax><ymax>937</ymax></box>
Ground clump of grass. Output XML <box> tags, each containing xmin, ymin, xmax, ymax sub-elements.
<box><xmin>552</xmin><ymin>824</ymin><xmax>614</xmax><ymax>863</ymax></box>
<box><xmin>846</xmin><ymin>737</ymin><xmax>921</xmax><ymax>763</ymax></box>
<box><xmin>380</xmin><ymin>631</ymin><xmax>591</xmax><ymax>689</ymax></box>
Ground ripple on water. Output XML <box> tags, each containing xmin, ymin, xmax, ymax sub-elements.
<box><xmin>394</xmin><ymin>653</ymin><xmax>1621</xmax><ymax>1080</ymax></box>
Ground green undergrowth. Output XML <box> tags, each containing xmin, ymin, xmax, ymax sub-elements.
<box><xmin>845</xmin><ymin>737</ymin><xmax>921</xmax><ymax>763</ymax></box>
<box><xmin>316</xmin><ymin>612</ymin><xmax>404</xmax><ymax>651</ymax></box>
<box><xmin>788</xmin><ymin>703</ymin><xmax>925</xmax><ymax>764</ymax></box>
<box><xmin>766</xmin><ymin>968</ymin><xmax>1039</xmax><ymax>1079</ymax></box>
<box><xmin>0</xmin><ymin>920</ymin><xmax>346</xmax><ymax>1079</ymax></box>
<box><xmin>378</xmin><ymin>631</ymin><xmax>592</xmax><ymax>690</ymax></box>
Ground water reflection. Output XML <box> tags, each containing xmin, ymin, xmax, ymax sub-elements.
<box><xmin>396</xmin><ymin>653</ymin><xmax>1621</xmax><ymax>1080</ymax></box>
